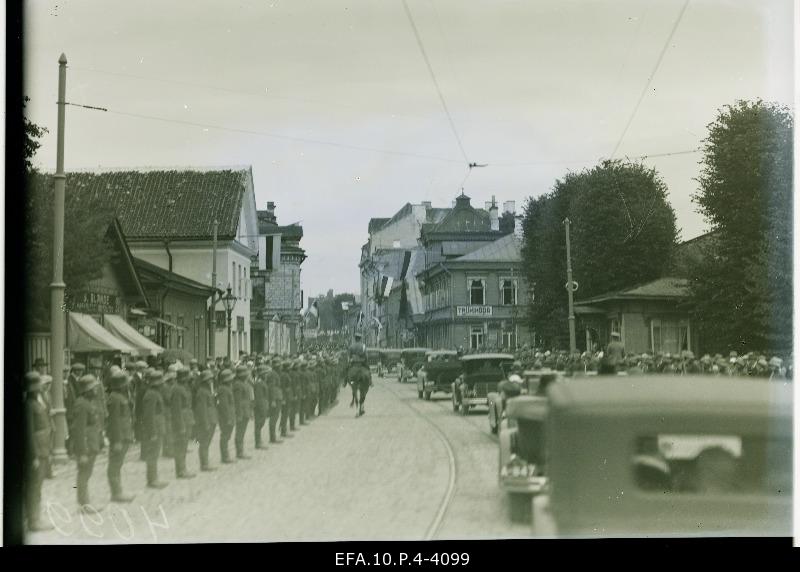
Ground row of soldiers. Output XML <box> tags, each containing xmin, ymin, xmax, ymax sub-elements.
<box><xmin>23</xmin><ymin>352</ymin><xmax>346</xmax><ymax>532</ymax></box>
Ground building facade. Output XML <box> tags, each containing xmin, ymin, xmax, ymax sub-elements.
<box><xmin>251</xmin><ymin>203</ymin><xmax>305</xmax><ymax>355</ymax></box>
<box><xmin>61</xmin><ymin>166</ymin><xmax>260</xmax><ymax>359</ymax></box>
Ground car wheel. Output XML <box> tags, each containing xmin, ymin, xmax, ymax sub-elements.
<box><xmin>509</xmin><ymin>493</ymin><xmax>532</xmax><ymax>524</ymax></box>
<box><xmin>424</xmin><ymin>391</ymin><xmax>431</xmax><ymax>401</ymax></box>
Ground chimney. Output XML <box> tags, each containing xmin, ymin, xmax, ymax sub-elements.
<box><xmin>503</xmin><ymin>200</ymin><xmax>516</xmax><ymax>215</ymax></box>
<box><xmin>489</xmin><ymin>195</ymin><xmax>499</xmax><ymax>231</ymax></box>
<box><xmin>421</xmin><ymin>201</ymin><xmax>432</xmax><ymax>209</ymax></box>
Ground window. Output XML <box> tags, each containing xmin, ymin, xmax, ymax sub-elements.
<box><xmin>264</xmin><ymin>236</ymin><xmax>274</xmax><ymax>270</ymax></box>
<box><xmin>502</xmin><ymin>327</ymin><xmax>517</xmax><ymax>350</ymax></box>
<box><xmin>470</xmin><ymin>325</ymin><xmax>485</xmax><ymax>350</ymax></box>
<box><xmin>177</xmin><ymin>315</ymin><xmax>185</xmax><ymax>349</ymax></box>
<box><xmin>651</xmin><ymin>319</ymin><xmax>689</xmax><ymax>354</ymax></box>
<box><xmin>238</xmin><ymin>264</ymin><xmax>243</xmax><ymax>298</ymax></box>
<box><xmin>469</xmin><ymin>279</ymin><xmax>486</xmax><ymax>305</ymax></box>
<box><xmin>501</xmin><ymin>279</ymin><xmax>518</xmax><ymax>306</ymax></box>
<box><xmin>632</xmin><ymin>434</ymin><xmax>792</xmax><ymax>496</ymax></box>
<box><xmin>232</xmin><ymin>262</ymin><xmax>236</xmax><ymax>295</ymax></box>
<box><xmin>164</xmin><ymin>313</ymin><xmax>173</xmax><ymax>348</ymax></box>
<box><xmin>194</xmin><ymin>316</ymin><xmax>201</xmax><ymax>354</ymax></box>
<box><xmin>237</xmin><ymin>316</ymin><xmax>245</xmax><ymax>331</ymax></box>
<box><xmin>215</xmin><ymin>310</ymin><xmax>226</xmax><ymax>329</ymax></box>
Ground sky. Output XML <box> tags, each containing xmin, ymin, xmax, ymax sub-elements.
<box><xmin>23</xmin><ymin>0</ymin><xmax>794</xmax><ymax>298</ymax></box>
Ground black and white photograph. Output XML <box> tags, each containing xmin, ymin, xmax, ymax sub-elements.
<box><xmin>4</xmin><ymin>0</ymin><xmax>798</xmax><ymax>548</ymax></box>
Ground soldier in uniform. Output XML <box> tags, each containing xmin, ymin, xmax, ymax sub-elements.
<box><xmin>131</xmin><ymin>360</ymin><xmax>149</xmax><ymax>460</ymax></box>
<box><xmin>253</xmin><ymin>364</ymin><xmax>269</xmax><ymax>450</ymax></box>
<box><xmin>216</xmin><ymin>369</ymin><xmax>236</xmax><ymax>463</ymax></box>
<box><xmin>297</xmin><ymin>360</ymin><xmax>308</xmax><ymax>426</ymax></box>
<box><xmin>64</xmin><ymin>362</ymin><xmax>86</xmax><ymax>456</ymax></box>
<box><xmin>106</xmin><ymin>371</ymin><xmax>136</xmax><ymax>503</ymax></box>
<box><xmin>278</xmin><ymin>360</ymin><xmax>294</xmax><ymax>438</ymax></box>
<box><xmin>141</xmin><ymin>370</ymin><xmax>169</xmax><ymax>489</ymax></box>
<box><xmin>24</xmin><ymin>372</ymin><xmax>54</xmax><ymax>531</ymax></box>
<box><xmin>194</xmin><ymin>370</ymin><xmax>218</xmax><ymax>471</ymax></box>
<box><xmin>347</xmin><ymin>333</ymin><xmax>372</xmax><ymax>416</ymax></box>
<box><xmin>233</xmin><ymin>365</ymin><xmax>253</xmax><ymax>459</ymax></box>
<box><xmin>172</xmin><ymin>367</ymin><xmax>196</xmax><ymax>479</ymax></box>
<box><xmin>71</xmin><ymin>374</ymin><xmax>103</xmax><ymax>513</ymax></box>
<box><xmin>160</xmin><ymin>365</ymin><xmax>178</xmax><ymax>459</ymax></box>
<box><xmin>265</xmin><ymin>358</ymin><xmax>283</xmax><ymax>444</ymax></box>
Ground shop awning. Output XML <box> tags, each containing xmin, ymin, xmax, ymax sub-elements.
<box><xmin>104</xmin><ymin>314</ymin><xmax>164</xmax><ymax>356</ymax></box>
<box><xmin>155</xmin><ymin>317</ymin><xmax>187</xmax><ymax>330</ymax></box>
<box><xmin>68</xmin><ymin>312</ymin><xmax>138</xmax><ymax>354</ymax></box>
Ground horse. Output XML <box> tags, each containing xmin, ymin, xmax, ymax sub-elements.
<box><xmin>346</xmin><ymin>364</ymin><xmax>371</xmax><ymax>417</ymax></box>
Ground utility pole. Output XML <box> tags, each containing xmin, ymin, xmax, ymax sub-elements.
<box><xmin>563</xmin><ymin>218</ymin><xmax>577</xmax><ymax>354</ymax></box>
<box><xmin>209</xmin><ymin>219</ymin><xmax>218</xmax><ymax>358</ymax></box>
<box><xmin>49</xmin><ymin>53</ymin><xmax>69</xmax><ymax>463</ymax></box>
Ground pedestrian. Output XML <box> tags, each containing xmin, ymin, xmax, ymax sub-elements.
<box><xmin>36</xmin><ymin>374</ymin><xmax>56</xmax><ymax>479</ymax></box>
<box><xmin>253</xmin><ymin>364</ymin><xmax>269</xmax><ymax>450</ymax></box>
<box><xmin>64</xmin><ymin>362</ymin><xmax>86</xmax><ymax>456</ymax></box>
<box><xmin>171</xmin><ymin>367</ymin><xmax>196</xmax><ymax>479</ymax></box>
<box><xmin>71</xmin><ymin>373</ymin><xmax>103</xmax><ymax>513</ymax></box>
<box><xmin>217</xmin><ymin>369</ymin><xmax>236</xmax><ymax>463</ymax></box>
<box><xmin>24</xmin><ymin>372</ymin><xmax>54</xmax><ymax>531</ymax></box>
<box><xmin>194</xmin><ymin>370</ymin><xmax>218</xmax><ymax>471</ymax></box>
<box><xmin>141</xmin><ymin>370</ymin><xmax>169</xmax><ymax>489</ymax></box>
<box><xmin>233</xmin><ymin>365</ymin><xmax>253</xmax><ymax>459</ymax></box>
<box><xmin>33</xmin><ymin>357</ymin><xmax>48</xmax><ymax>377</ymax></box>
<box><xmin>606</xmin><ymin>332</ymin><xmax>625</xmax><ymax>372</ymax></box>
<box><xmin>106</xmin><ymin>370</ymin><xmax>136</xmax><ymax>503</ymax></box>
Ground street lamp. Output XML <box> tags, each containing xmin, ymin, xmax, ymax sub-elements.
<box><xmin>221</xmin><ymin>285</ymin><xmax>237</xmax><ymax>359</ymax></box>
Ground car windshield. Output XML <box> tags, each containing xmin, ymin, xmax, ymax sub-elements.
<box><xmin>632</xmin><ymin>433</ymin><xmax>792</xmax><ymax>496</ymax></box>
<box><xmin>464</xmin><ymin>359</ymin><xmax>513</xmax><ymax>375</ymax></box>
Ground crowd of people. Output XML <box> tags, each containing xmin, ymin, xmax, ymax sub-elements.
<box><xmin>23</xmin><ymin>351</ymin><xmax>348</xmax><ymax>532</ymax></box>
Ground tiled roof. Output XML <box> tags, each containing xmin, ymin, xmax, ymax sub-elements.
<box><xmin>133</xmin><ymin>257</ymin><xmax>217</xmax><ymax>295</ymax></box>
<box><xmin>454</xmin><ymin>233</ymin><xmax>522</xmax><ymax>263</ymax></box>
<box><xmin>58</xmin><ymin>167</ymin><xmax>252</xmax><ymax>240</ymax></box>
<box><xmin>575</xmin><ymin>277</ymin><xmax>690</xmax><ymax>306</ymax></box>
<box><xmin>368</xmin><ymin>218</ymin><xmax>391</xmax><ymax>233</ymax></box>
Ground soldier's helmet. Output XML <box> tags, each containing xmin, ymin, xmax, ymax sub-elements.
<box><xmin>148</xmin><ymin>370</ymin><xmax>165</xmax><ymax>385</ymax></box>
<box><xmin>71</xmin><ymin>362</ymin><xmax>86</xmax><ymax>373</ymax></box>
<box><xmin>110</xmin><ymin>371</ymin><xmax>128</xmax><ymax>388</ymax></box>
<box><xmin>220</xmin><ymin>369</ymin><xmax>235</xmax><ymax>383</ymax></box>
<box><xmin>25</xmin><ymin>371</ymin><xmax>42</xmax><ymax>389</ymax></box>
<box><xmin>78</xmin><ymin>374</ymin><xmax>100</xmax><ymax>393</ymax></box>
<box><xmin>200</xmin><ymin>370</ymin><xmax>215</xmax><ymax>384</ymax></box>
<box><xmin>235</xmin><ymin>364</ymin><xmax>249</xmax><ymax>378</ymax></box>
<box><xmin>257</xmin><ymin>364</ymin><xmax>269</xmax><ymax>376</ymax></box>
<box><xmin>134</xmin><ymin>360</ymin><xmax>148</xmax><ymax>370</ymax></box>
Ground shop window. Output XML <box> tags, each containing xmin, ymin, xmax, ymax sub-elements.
<box><xmin>470</xmin><ymin>325</ymin><xmax>485</xmax><ymax>350</ymax></box>
<box><xmin>469</xmin><ymin>279</ymin><xmax>486</xmax><ymax>305</ymax></box>
<box><xmin>501</xmin><ymin>279</ymin><xmax>517</xmax><ymax>305</ymax></box>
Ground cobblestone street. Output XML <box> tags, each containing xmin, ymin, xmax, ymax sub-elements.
<box><xmin>27</xmin><ymin>374</ymin><xmax>529</xmax><ymax>544</ymax></box>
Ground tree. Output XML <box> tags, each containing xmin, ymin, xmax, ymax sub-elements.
<box><xmin>686</xmin><ymin>100</ymin><xmax>793</xmax><ymax>353</ymax></box>
<box><xmin>24</xmin><ymin>97</ymin><xmax>48</xmax><ymax>174</ymax></box>
<box><xmin>521</xmin><ymin>160</ymin><xmax>677</xmax><ymax>349</ymax></box>
<box><xmin>24</xmin><ymin>172</ymin><xmax>116</xmax><ymax>330</ymax></box>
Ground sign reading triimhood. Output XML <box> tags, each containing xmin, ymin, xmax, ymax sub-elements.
<box><xmin>456</xmin><ymin>305</ymin><xmax>493</xmax><ymax>317</ymax></box>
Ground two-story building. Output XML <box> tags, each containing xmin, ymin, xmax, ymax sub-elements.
<box><xmin>63</xmin><ymin>166</ymin><xmax>259</xmax><ymax>359</ymax></box>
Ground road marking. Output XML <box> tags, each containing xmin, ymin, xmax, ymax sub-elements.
<box><xmin>380</xmin><ymin>379</ymin><xmax>457</xmax><ymax>540</ymax></box>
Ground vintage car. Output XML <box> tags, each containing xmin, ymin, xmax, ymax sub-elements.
<box><xmin>398</xmin><ymin>347</ymin><xmax>430</xmax><ymax>383</ymax></box>
<box><xmin>451</xmin><ymin>353</ymin><xmax>515</xmax><ymax>415</ymax></box>
<box><xmin>366</xmin><ymin>347</ymin><xmax>381</xmax><ymax>372</ymax></box>
<box><xmin>416</xmin><ymin>350</ymin><xmax>460</xmax><ymax>400</ymax></box>
<box><xmin>487</xmin><ymin>369</ymin><xmax>554</xmax><ymax>435</ymax></box>
<box><xmin>376</xmin><ymin>348</ymin><xmax>402</xmax><ymax>377</ymax></box>
<box><xmin>498</xmin><ymin>395</ymin><xmax>550</xmax><ymax>522</ymax></box>
<box><xmin>531</xmin><ymin>376</ymin><xmax>793</xmax><ymax>537</ymax></box>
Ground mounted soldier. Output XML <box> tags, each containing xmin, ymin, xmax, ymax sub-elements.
<box><xmin>347</xmin><ymin>332</ymin><xmax>372</xmax><ymax>417</ymax></box>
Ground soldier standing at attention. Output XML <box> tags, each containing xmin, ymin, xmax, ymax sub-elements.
<box><xmin>24</xmin><ymin>372</ymin><xmax>54</xmax><ymax>531</ymax></box>
<box><xmin>233</xmin><ymin>365</ymin><xmax>253</xmax><ymax>459</ymax></box>
<box><xmin>194</xmin><ymin>370</ymin><xmax>218</xmax><ymax>471</ymax></box>
<box><xmin>279</xmin><ymin>360</ymin><xmax>294</xmax><ymax>438</ymax></box>
<box><xmin>106</xmin><ymin>371</ymin><xmax>136</xmax><ymax>503</ymax></box>
<box><xmin>131</xmin><ymin>361</ymin><xmax>149</xmax><ymax>460</ymax></box>
<box><xmin>216</xmin><ymin>369</ymin><xmax>236</xmax><ymax>463</ymax></box>
<box><xmin>172</xmin><ymin>367</ymin><xmax>196</xmax><ymax>479</ymax></box>
<box><xmin>141</xmin><ymin>370</ymin><xmax>169</xmax><ymax>489</ymax></box>
<box><xmin>266</xmin><ymin>359</ymin><xmax>283</xmax><ymax>444</ymax></box>
<box><xmin>160</xmin><ymin>366</ymin><xmax>178</xmax><ymax>459</ymax></box>
<box><xmin>253</xmin><ymin>364</ymin><xmax>269</xmax><ymax>450</ymax></box>
<box><xmin>71</xmin><ymin>374</ymin><xmax>103</xmax><ymax>513</ymax></box>
<box><xmin>297</xmin><ymin>360</ymin><xmax>308</xmax><ymax>426</ymax></box>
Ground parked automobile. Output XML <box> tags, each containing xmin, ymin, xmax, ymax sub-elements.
<box><xmin>487</xmin><ymin>369</ymin><xmax>554</xmax><ymax>434</ymax></box>
<box><xmin>416</xmin><ymin>350</ymin><xmax>460</xmax><ymax>400</ymax></box>
<box><xmin>451</xmin><ymin>353</ymin><xmax>515</xmax><ymax>415</ymax></box>
<box><xmin>531</xmin><ymin>376</ymin><xmax>793</xmax><ymax>537</ymax></box>
<box><xmin>377</xmin><ymin>348</ymin><xmax>401</xmax><ymax>377</ymax></box>
<box><xmin>398</xmin><ymin>347</ymin><xmax>430</xmax><ymax>383</ymax></box>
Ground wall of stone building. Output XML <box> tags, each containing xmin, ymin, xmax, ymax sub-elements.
<box><xmin>264</xmin><ymin>261</ymin><xmax>302</xmax><ymax>315</ymax></box>
<box><xmin>370</xmin><ymin>208</ymin><xmax>425</xmax><ymax>253</ymax></box>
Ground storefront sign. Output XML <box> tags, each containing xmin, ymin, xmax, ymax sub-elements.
<box><xmin>456</xmin><ymin>305</ymin><xmax>493</xmax><ymax>317</ymax></box>
<box><xmin>68</xmin><ymin>290</ymin><xmax>120</xmax><ymax>314</ymax></box>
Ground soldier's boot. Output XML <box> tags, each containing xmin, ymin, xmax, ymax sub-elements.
<box><xmin>298</xmin><ymin>407</ymin><xmax>306</xmax><ymax>425</ymax></box>
<box><xmin>110</xmin><ymin>478</ymin><xmax>136</xmax><ymax>503</ymax></box>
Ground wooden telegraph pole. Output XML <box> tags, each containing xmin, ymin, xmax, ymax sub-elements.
<box><xmin>209</xmin><ymin>218</ymin><xmax>218</xmax><ymax>359</ymax></box>
<box><xmin>563</xmin><ymin>218</ymin><xmax>578</xmax><ymax>354</ymax></box>
<box><xmin>49</xmin><ymin>54</ymin><xmax>69</xmax><ymax>462</ymax></box>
